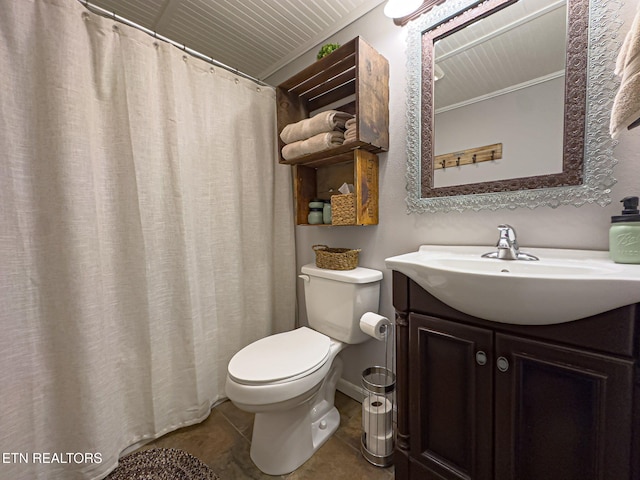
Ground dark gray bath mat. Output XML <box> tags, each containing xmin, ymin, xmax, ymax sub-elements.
<box><xmin>106</xmin><ymin>448</ymin><xmax>219</xmax><ymax>480</ymax></box>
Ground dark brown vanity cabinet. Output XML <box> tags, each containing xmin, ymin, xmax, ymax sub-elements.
<box><xmin>392</xmin><ymin>272</ymin><xmax>640</xmax><ymax>480</ymax></box>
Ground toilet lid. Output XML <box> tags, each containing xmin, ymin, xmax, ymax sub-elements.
<box><xmin>228</xmin><ymin>327</ymin><xmax>331</xmax><ymax>385</ymax></box>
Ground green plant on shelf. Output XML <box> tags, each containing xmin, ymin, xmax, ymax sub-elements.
<box><xmin>317</xmin><ymin>43</ymin><xmax>340</xmax><ymax>60</ymax></box>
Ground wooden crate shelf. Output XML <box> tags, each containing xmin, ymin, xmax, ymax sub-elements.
<box><xmin>277</xmin><ymin>36</ymin><xmax>388</xmax><ymax>226</ymax></box>
<box><xmin>294</xmin><ymin>150</ymin><xmax>379</xmax><ymax>226</ymax></box>
<box><xmin>276</xmin><ymin>36</ymin><xmax>389</xmax><ymax>165</ymax></box>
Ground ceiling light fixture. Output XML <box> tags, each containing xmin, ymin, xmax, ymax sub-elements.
<box><xmin>383</xmin><ymin>0</ymin><xmax>423</xmax><ymax>19</ymax></box>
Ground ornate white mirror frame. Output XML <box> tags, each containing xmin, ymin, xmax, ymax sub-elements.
<box><xmin>405</xmin><ymin>0</ymin><xmax>622</xmax><ymax>212</ymax></box>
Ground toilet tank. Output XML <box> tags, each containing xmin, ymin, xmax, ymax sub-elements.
<box><xmin>300</xmin><ymin>264</ymin><xmax>383</xmax><ymax>344</ymax></box>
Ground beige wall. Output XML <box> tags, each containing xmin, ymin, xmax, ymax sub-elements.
<box><xmin>267</xmin><ymin>2</ymin><xmax>640</xmax><ymax>390</ymax></box>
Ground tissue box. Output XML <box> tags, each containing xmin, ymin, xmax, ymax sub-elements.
<box><xmin>331</xmin><ymin>193</ymin><xmax>356</xmax><ymax>225</ymax></box>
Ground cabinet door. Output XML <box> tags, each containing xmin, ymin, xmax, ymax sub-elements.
<box><xmin>494</xmin><ymin>333</ymin><xmax>634</xmax><ymax>480</ymax></box>
<box><xmin>409</xmin><ymin>314</ymin><xmax>493</xmax><ymax>480</ymax></box>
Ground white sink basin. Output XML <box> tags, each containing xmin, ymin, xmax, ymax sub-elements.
<box><xmin>385</xmin><ymin>245</ymin><xmax>640</xmax><ymax>325</ymax></box>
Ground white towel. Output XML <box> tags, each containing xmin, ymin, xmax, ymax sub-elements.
<box><xmin>281</xmin><ymin>131</ymin><xmax>344</xmax><ymax>160</ymax></box>
<box><xmin>280</xmin><ymin>110</ymin><xmax>353</xmax><ymax>144</ymax></box>
<box><xmin>344</xmin><ymin>128</ymin><xmax>357</xmax><ymax>143</ymax></box>
<box><xmin>343</xmin><ymin>118</ymin><xmax>357</xmax><ymax>142</ymax></box>
<box><xmin>610</xmin><ymin>7</ymin><xmax>640</xmax><ymax>139</ymax></box>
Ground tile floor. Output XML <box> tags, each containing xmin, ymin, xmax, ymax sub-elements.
<box><xmin>137</xmin><ymin>391</ymin><xmax>395</xmax><ymax>479</ymax></box>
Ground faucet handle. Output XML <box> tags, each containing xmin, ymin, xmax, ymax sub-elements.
<box><xmin>497</xmin><ymin>224</ymin><xmax>516</xmax><ymax>237</ymax></box>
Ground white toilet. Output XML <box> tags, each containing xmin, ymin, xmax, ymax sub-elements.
<box><xmin>225</xmin><ymin>263</ymin><xmax>383</xmax><ymax>475</ymax></box>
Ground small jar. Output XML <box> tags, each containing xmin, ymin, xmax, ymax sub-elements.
<box><xmin>610</xmin><ymin>223</ymin><xmax>640</xmax><ymax>263</ymax></box>
<box><xmin>308</xmin><ymin>200</ymin><xmax>324</xmax><ymax>225</ymax></box>
<box><xmin>610</xmin><ymin>196</ymin><xmax>640</xmax><ymax>264</ymax></box>
<box><xmin>323</xmin><ymin>202</ymin><xmax>332</xmax><ymax>224</ymax></box>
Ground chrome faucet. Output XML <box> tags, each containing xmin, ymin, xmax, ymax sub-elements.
<box><xmin>482</xmin><ymin>224</ymin><xmax>539</xmax><ymax>261</ymax></box>
<box><xmin>496</xmin><ymin>224</ymin><xmax>519</xmax><ymax>260</ymax></box>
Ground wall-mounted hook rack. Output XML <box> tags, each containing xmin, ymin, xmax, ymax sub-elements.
<box><xmin>434</xmin><ymin>142</ymin><xmax>503</xmax><ymax>170</ymax></box>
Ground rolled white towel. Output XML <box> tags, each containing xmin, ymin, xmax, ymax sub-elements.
<box><xmin>280</xmin><ymin>110</ymin><xmax>353</xmax><ymax>144</ymax></box>
<box><xmin>345</xmin><ymin>117</ymin><xmax>357</xmax><ymax>129</ymax></box>
<box><xmin>344</xmin><ymin>130</ymin><xmax>358</xmax><ymax>143</ymax></box>
<box><xmin>281</xmin><ymin>131</ymin><xmax>344</xmax><ymax>160</ymax></box>
<box><xmin>344</xmin><ymin>121</ymin><xmax>357</xmax><ymax>142</ymax></box>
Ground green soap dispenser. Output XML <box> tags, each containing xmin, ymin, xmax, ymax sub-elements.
<box><xmin>610</xmin><ymin>196</ymin><xmax>640</xmax><ymax>264</ymax></box>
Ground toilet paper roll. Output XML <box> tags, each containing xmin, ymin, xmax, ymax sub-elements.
<box><xmin>359</xmin><ymin>312</ymin><xmax>390</xmax><ymax>341</ymax></box>
<box><xmin>362</xmin><ymin>395</ymin><xmax>393</xmax><ymax>438</ymax></box>
<box><xmin>365</xmin><ymin>430</ymin><xmax>394</xmax><ymax>456</ymax></box>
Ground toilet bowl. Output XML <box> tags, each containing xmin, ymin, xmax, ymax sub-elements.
<box><xmin>225</xmin><ymin>264</ymin><xmax>383</xmax><ymax>475</ymax></box>
<box><xmin>226</xmin><ymin>328</ymin><xmax>345</xmax><ymax>475</ymax></box>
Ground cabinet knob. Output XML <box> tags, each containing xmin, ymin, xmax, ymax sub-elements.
<box><xmin>497</xmin><ymin>356</ymin><xmax>510</xmax><ymax>372</ymax></box>
<box><xmin>475</xmin><ymin>351</ymin><xmax>487</xmax><ymax>366</ymax></box>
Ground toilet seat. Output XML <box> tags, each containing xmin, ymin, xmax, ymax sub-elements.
<box><xmin>228</xmin><ymin>327</ymin><xmax>331</xmax><ymax>385</ymax></box>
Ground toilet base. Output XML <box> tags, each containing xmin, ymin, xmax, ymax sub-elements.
<box><xmin>250</xmin><ymin>404</ymin><xmax>339</xmax><ymax>475</ymax></box>
<box><xmin>249</xmin><ymin>356</ymin><xmax>344</xmax><ymax>475</ymax></box>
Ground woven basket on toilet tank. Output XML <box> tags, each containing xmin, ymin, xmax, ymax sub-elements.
<box><xmin>312</xmin><ymin>245</ymin><xmax>360</xmax><ymax>270</ymax></box>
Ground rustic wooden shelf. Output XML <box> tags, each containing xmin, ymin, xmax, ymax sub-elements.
<box><xmin>276</xmin><ymin>37</ymin><xmax>388</xmax><ymax>226</ymax></box>
<box><xmin>294</xmin><ymin>150</ymin><xmax>379</xmax><ymax>226</ymax></box>
<box><xmin>276</xmin><ymin>36</ymin><xmax>389</xmax><ymax>163</ymax></box>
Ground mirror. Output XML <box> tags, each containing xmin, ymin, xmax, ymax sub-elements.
<box><xmin>405</xmin><ymin>0</ymin><xmax>621</xmax><ymax>212</ymax></box>
<box><xmin>432</xmin><ymin>0</ymin><xmax>567</xmax><ymax>189</ymax></box>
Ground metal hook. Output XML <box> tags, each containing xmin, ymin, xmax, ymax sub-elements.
<box><xmin>472</xmin><ymin>154</ymin><xmax>477</xmax><ymax>163</ymax></box>
<box><xmin>491</xmin><ymin>150</ymin><xmax>495</xmax><ymax>160</ymax></box>
<box><xmin>456</xmin><ymin>156</ymin><xmax>460</xmax><ymax>166</ymax></box>
<box><xmin>441</xmin><ymin>160</ymin><xmax>446</xmax><ymax>169</ymax></box>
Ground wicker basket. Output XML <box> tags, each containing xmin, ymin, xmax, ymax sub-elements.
<box><xmin>312</xmin><ymin>245</ymin><xmax>361</xmax><ymax>270</ymax></box>
<box><xmin>331</xmin><ymin>193</ymin><xmax>356</xmax><ymax>225</ymax></box>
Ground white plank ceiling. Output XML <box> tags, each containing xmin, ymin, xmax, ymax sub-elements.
<box><xmin>82</xmin><ymin>0</ymin><xmax>385</xmax><ymax>80</ymax></box>
<box><xmin>434</xmin><ymin>0</ymin><xmax>567</xmax><ymax>111</ymax></box>
<box><xmin>81</xmin><ymin>0</ymin><xmax>566</xmax><ymax>103</ymax></box>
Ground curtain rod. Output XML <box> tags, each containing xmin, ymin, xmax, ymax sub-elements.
<box><xmin>78</xmin><ymin>0</ymin><xmax>270</xmax><ymax>87</ymax></box>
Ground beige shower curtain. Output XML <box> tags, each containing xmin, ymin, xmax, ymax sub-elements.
<box><xmin>0</xmin><ymin>0</ymin><xmax>296</xmax><ymax>478</ymax></box>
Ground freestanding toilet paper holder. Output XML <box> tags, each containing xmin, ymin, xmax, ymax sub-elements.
<box><xmin>361</xmin><ymin>323</ymin><xmax>395</xmax><ymax>467</ymax></box>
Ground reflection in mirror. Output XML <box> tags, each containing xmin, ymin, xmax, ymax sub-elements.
<box><xmin>433</xmin><ymin>0</ymin><xmax>566</xmax><ymax>188</ymax></box>
<box><xmin>405</xmin><ymin>0</ymin><xmax>621</xmax><ymax>212</ymax></box>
